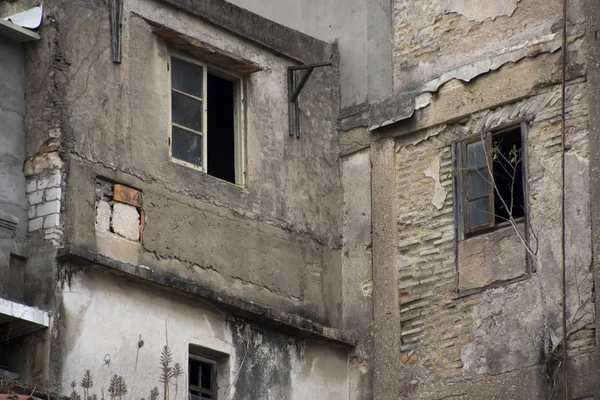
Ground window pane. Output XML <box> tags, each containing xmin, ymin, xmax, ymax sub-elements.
<box><xmin>467</xmin><ymin>140</ymin><xmax>487</xmax><ymax>168</ymax></box>
<box><xmin>467</xmin><ymin>169</ymin><xmax>489</xmax><ymax>199</ymax></box>
<box><xmin>189</xmin><ymin>360</ymin><xmax>200</xmax><ymax>386</ymax></box>
<box><xmin>200</xmin><ymin>362</ymin><xmax>212</xmax><ymax>390</ymax></box>
<box><xmin>172</xmin><ymin>126</ymin><xmax>203</xmax><ymax>167</ymax></box>
<box><xmin>172</xmin><ymin>58</ymin><xmax>203</xmax><ymax>98</ymax></box>
<box><xmin>172</xmin><ymin>91</ymin><xmax>203</xmax><ymax>132</ymax></box>
<box><xmin>469</xmin><ymin>198</ymin><xmax>490</xmax><ymax>230</ymax></box>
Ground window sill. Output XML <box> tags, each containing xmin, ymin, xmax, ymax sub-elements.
<box><xmin>457</xmin><ymin>222</ymin><xmax>528</xmax><ymax>291</ymax></box>
<box><xmin>464</xmin><ymin>217</ymin><xmax>525</xmax><ymax>240</ymax></box>
<box><xmin>170</xmin><ymin>159</ymin><xmax>248</xmax><ymax>192</ymax></box>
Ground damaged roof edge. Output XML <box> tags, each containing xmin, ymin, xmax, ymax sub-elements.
<box><xmin>158</xmin><ymin>0</ymin><xmax>334</xmax><ymax>65</ymax></box>
<box><xmin>57</xmin><ymin>247</ymin><xmax>359</xmax><ymax>347</ymax></box>
<box><xmin>365</xmin><ymin>32</ymin><xmax>569</xmax><ymax>132</ymax></box>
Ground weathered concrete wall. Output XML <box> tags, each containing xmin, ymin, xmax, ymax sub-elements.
<box><xmin>227</xmin><ymin>0</ymin><xmax>392</xmax><ymax>107</ymax></box>
<box><xmin>22</xmin><ymin>0</ymin><xmax>344</xmax><ymax>327</ymax></box>
<box><xmin>54</xmin><ymin>268</ymin><xmax>349</xmax><ymax>400</ymax></box>
<box><xmin>0</xmin><ymin>38</ymin><xmax>28</xmax><ymax>302</ymax></box>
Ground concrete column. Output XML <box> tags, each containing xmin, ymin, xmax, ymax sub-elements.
<box><xmin>584</xmin><ymin>3</ymin><xmax>600</xmax><ymax>398</ymax></box>
<box><xmin>371</xmin><ymin>137</ymin><xmax>400</xmax><ymax>399</ymax></box>
<box><xmin>342</xmin><ymin>148</ymin><xmax>373</xmax><ymax>400</ymax></box>
<box><xmin>366</xmin><ymin>0</ymin><xmax>393</xmax><ymax>103</ymax></box>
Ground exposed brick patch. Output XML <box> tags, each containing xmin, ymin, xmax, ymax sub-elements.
<box><xmin>26</xmin><ymin>170</ymin><xmax>63</xmax><ymax>245</ymax></box>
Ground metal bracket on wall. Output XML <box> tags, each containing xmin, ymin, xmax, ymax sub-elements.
<box><xmin>110</xmin><ymin>0</ymin><xmax>123</xmax><ymax>63</ymax></box>
<box><xmin>287</xmin><ymin>62</ymin><xmax>332</xmax><ymax>138</ymax></box>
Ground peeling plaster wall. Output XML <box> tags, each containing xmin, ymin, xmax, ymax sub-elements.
<box><xmin>54</xmin><ymin>269</ymin><xmax>349</xmax><ymax>400</ymax></box>
<box><xmin>393</xmin><ymin>79</ymin><xmax>595</xmax><ymax>398</ymax></box>
<box><xmin>392</xmin><ymin>0</ymin><xmax>585</xmax><ymax>94</ymax></box>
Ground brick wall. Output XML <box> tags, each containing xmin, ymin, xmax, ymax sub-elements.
<box><xmin>26</xmin><ymin>170</ymin><xmax>63</xmax><ymax>245</ymax></box>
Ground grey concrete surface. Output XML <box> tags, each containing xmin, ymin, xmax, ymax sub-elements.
<box><xmin>226</xmin><ymin>0</ymin><xmax>392</xmax><ymax>107</ymax></box>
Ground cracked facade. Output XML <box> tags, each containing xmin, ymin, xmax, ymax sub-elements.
<box><xmin>1</xmin><ymin>0</ymin><xmax>600</xmax><ymax>399</ymax></box>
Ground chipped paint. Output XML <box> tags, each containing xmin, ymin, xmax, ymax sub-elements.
<box><xmin>441</xmin><ymin>0</ymin><xmax>520</xmax><ymax>22</ymax></box>
<box><xmin>367</xmin><ymin>32</ymin><xmax>571</xmax><ymax>131</ymax></box>
<box><xmin>361</xmin><ymin>279</ymin><xmax>373</xmax><ymax>297</ymax></box>
<box><xmin>423</xmin><ymin>157</ymin><xmax>447</xmax><ymax>210</ymax></box>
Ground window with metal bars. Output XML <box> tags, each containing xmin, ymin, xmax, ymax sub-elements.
<box><xmin>189</xmin><ymin>354</ymin><xmax>217</xmax><ymax>400</ymax></box>
<box><xmin>456</xmin><ymin>126</ymin><xmax>526</xmax><ymax>237</ymax></box>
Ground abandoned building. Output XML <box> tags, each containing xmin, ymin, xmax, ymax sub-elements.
<box><xmin>1</xmin><ymin>0</ymin><xmax>600</xmax><ymax>398</ymax></box>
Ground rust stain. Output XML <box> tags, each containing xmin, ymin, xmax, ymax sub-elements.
<box><xmin>113</xmin><ymin>184</ymin><xmax>142</xmax><ymax>207</ymax></box>
<box><xmin>140</xmin><ymin>209</ymin><xmax>146</xmax><ymax>245</ymax></box>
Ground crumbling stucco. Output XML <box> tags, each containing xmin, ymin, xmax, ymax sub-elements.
<box><xmin>441</xmin><ymin>0</ymin><xmax>520</xmax><ymax>22</ymax></box>
<box><xmin>423</xmin><ymin>157</ymin><xmax>447</xmax><ymax>210</ymax></box>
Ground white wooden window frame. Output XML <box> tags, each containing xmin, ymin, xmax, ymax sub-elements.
<box><xmin>169</xmin><ymin>53</ymin><xmax>246</xmax><ymax>186</ymax></box>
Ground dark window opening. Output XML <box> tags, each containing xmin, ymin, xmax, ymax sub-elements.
<box><xmin>207</xmin><ymin>73</ymin><xmax>235</xmax><ymax>184</ymax></box>
<box><xmin>492</xmin><ymin>129</ymin><xmax>524</xmax><ymax>223</ymax></box>
<box><xmin>460</xmin><ymin>126</ymin><xmax>525</xmax><ymax>235</ymax></box>
<box><xmin>189</xmin><ymin>355</ymin><xmax>216</xmax><ymax>400</ymax></box>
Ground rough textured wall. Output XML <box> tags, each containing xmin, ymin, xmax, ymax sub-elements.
<box><xmin>394</xmin><ymin>79</ymin><xmax>594</xmax><ymax>398</ymax></box>
<box><xmin>54</xmin><ymin>269</ymin><xmax>349</xmax><ymax>400</ymax></box>
<box><xmin>341</xmin><ymin>149</ymin><xmax>373</xmax><ymax>400</ymax></box>
<box><xmin>0</xmin><ymin>38</ymin><xmax>28</xmax><ymax>301</ymax></box>
<box><xmin>23</xmin><ymin>0</ymin><xmax>344</xmax><ymax>325</ymax></box>
<box><xmin>392</xmin><ymin>0</ymin><xmax>584</xmax><ymax>93</ymax></box>
<box><xmin>0</xmin><ymin>39</ymin><xmax>28</xmax><ymax>239</ymax></box>
<box><xmin>227</xmin><ymin>0</ymin><xmax>392</xmax><ymax>107</ymax></box>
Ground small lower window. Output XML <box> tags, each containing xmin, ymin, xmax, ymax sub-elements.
<box><xmin>189</xmin><ymin>355</ymin><xmax>217</xmax><ymax>400</ymax></box>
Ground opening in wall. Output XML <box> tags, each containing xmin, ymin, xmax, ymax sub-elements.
<box><xmin>188</xmin><ymin>344</ymin><xmax>230</xmax><ymax>400</ymax></box>
<box><xmin>170</xmin><ymin>55</ymin><xmax>244</xmax><ymax>185</ymax></box>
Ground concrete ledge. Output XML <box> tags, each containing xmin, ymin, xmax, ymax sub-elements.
<box><xmin>0</xmin><ymin>298</ymin><xmax>49</xmax><ymax>340</ymax></box>
<box><xmin>159</xmin><ymin>0</ymin><xmax>333</xmax><ymax>64</ymax></box>
<box><xmin>57</xmin><ymin>246</ymin><xmax>358</xmax><ymax>347</ymax></box>
<box><xmin>0</xmin><ymin>19</ymin><xmax>39</xmax><ymax>42</ymax></box>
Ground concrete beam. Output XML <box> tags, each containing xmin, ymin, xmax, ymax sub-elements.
<box><xmin>371</xmin><ymin>138</ymin><xmax>401</xmax><ymax>399</ymax></box>
<box><xmin>0</xmin><ymin>19</ymin><xmax>39</xmax><ymax>42</ymax></box>
<box><xmin>0</xmin><ymin>298</ymin><xmax>49</xmax><ymax>340</ymax></box>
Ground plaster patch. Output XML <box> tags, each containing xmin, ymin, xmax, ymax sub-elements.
<box><xmin>441</xmin><ymin>0</ymin><xmax>520</xmax><ymax>22</ymax></box>
<box><xmin>423</xmin><ymin>157</ymin><xmax>447</xmax><ymax>210</ymax></box>
<box><xmin>361</xmin><ymin>279</ymin><xmax>373</xmax><ymax>297</ymax></box>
